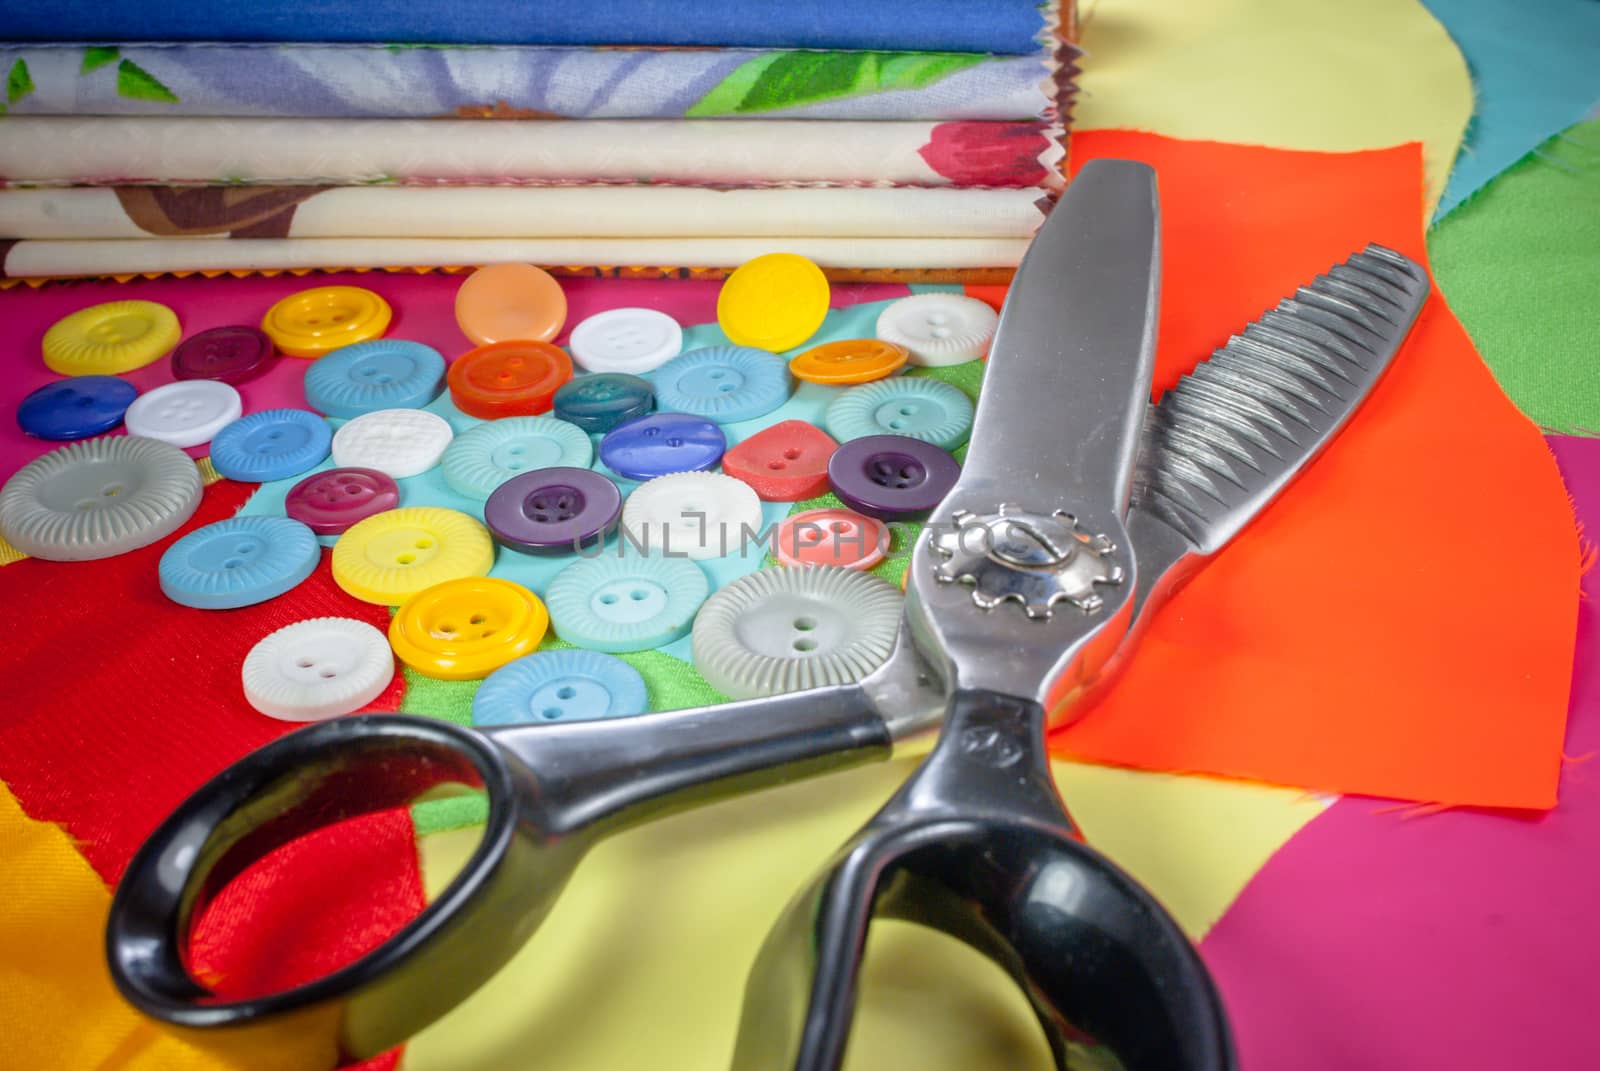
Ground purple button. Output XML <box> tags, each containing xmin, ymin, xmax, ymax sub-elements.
<box><xmin>597</xmin><ymin>412</ymin><xmax>725</xmax><ymax>482</ymax></box>
<box><xmin>827</xmin><ymin>434</ymin><xmax>960</xmax><ymax>520</ymax></box>
<box><xmin>284</xmin><ymin>467</ymin><xmax>400</xmax><ymax>536</ymax></box>
<box><xmin>171</xmin><ymin>326</ymin><xmax>277</xmax><ymax>384</ymax></box>
<box><xmin>485</xmin><ymin>467</ymin><xmax>622</xmax><ymax>555</ymax></box>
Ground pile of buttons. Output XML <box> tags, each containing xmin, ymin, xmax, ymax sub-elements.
<box><xmin>2</xmin><ymin>257</ymin><xmax>998</xmax><ymax>724</ymax></box>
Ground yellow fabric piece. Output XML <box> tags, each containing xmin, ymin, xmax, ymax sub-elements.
<box><xmin>1074</xmin><ymin>0</ymin><xmax>1473</xmax><ymax>215</ymax></box>
<box><xmin>409</xmin><ymin>756</ymin><xmax>1326</xmax><ymax>1070</ymax></box>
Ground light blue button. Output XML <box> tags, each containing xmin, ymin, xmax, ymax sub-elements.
<box><xmin>210</xmin><ymin>408</ymin><xmax>332</xmax><ymax>482</ymax></box>
<box><xmin>823</xmin><ymin>377</ymin><xmax>973</xmax><ymax>450</ymax></box>
<box><xmin>439</xmin><ymin>416</ymin><xmax>593</xmax><ymax>500</ymax></box>
<box><xmin>651</xmin><ymin>346</ymin><xmax>792</xmax><ymax>424</ymax></box>
<box><xmin>544</xmin><ymin>552</ymin><xmax>709</xmax><ymax>652</ymax></box>
<box><xmin>472</xmin><ymin>649</ymin><xmax>649</xmax><ymax>725</ymax></box>
<box><xmin>158</xmin><ymin>516</ymin><xmax>320</xmax><ymax>609</ymax></box>
<box><xmin>304</xmin><ymin>340</ymin><xmax>446</xmax><ymax>418</ymax></box>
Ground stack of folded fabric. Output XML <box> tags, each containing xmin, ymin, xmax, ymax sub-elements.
<box><xmin>0</xmin><ymin>1</ymin><xmax>1078</xmax><ymax>282</ymax></box>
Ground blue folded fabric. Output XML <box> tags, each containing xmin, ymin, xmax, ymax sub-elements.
<box><xmin>0</xmin><ymin>0</ymin><xmax>1052</xmax><ymax>54</ymax></box>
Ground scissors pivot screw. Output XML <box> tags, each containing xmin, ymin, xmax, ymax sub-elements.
<box><xmin>929</xmin><ymin>504</ymin><xmax>1124</xmax><ymax>619</ymax></box>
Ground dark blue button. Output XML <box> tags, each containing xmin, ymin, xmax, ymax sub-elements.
<box><xmin>553</xmin><ymin>372</ymin><xmax>655</xmax><ymax>434</ymax></box>
<box><xmin>16</xmin><ymin>376</ymin><xmax>138</xmax><ymax>440</ymax></box>
<box><xmin>597</xmin><ymin>412</ymin><xmax>725</xmax><ymax>481</ymax></box>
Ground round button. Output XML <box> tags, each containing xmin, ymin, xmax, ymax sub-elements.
<box><xmin>158</xmin><ymin>515</ymin><xmax>321</xmax><ymax>609</ymax></box>
<box><xmin>440</xmin><ymin>416</ymin><xmax>593</xmax><ymax>500</ymax></box>
<box><xmin>284</xmin><ymin>467</ymin><xmax>400</xmax><ymax>536</ymax></box>
<box><xmin>331</xmin><ymin>506</ymin><xmax>495</xmax><ymax>605</ymax></box>
<box><xmin>691</xmin><ymin>565</ymin><xmax>903</xmax><ymax>699</ymax></box>
<box><xmin>447</xmin><ymin>339</ymin><xmax>573</xmax><ymax>419</ymax></box>
<box><xmin>454</xmin><ymin>263</ymin><xmax>567</xmax><ymax>346</ymax></box>
<box><xmin>720</xmin><ymin>419</ymin><xmax>837</xmax><ymax>502</ymax></box>
<box><xmin>553</xmin><ymin>372</ymin><xmax>655</xmax><ymax>434</ymax></box>
<box><xmin>473</xmin><ymin>650</ymin><xmax>648</xmax><ymax>726</ymax></box>
<box><xmin>241</xmin><ymin>617</ymin><xmax>396</xmax><ymax>722</ymax></box>
<box><xmin>566</xmin><ymin>307</ymin><xmax>683</xmax><ymax>374</ymax></box>
<box><xmin>773</xmin><ymin>509</ymin><xmax>890</xmax><ymax>570</ymax></box>
<box><xmin>389</xmin><ymin>576</ymin><xmax>549</xmax><ymax>681</ymax></box>
<box><xmin>303</xmin><ymin>340</ymin><xmax>446</xmax><ymax>418</ymax></box>
<box><xmin>545</xmin><ymin>552</ymin><xmax>710</xmax><ymax>652</ymax></box>
<box><xmin>717</xmin><ymin>253</ymin><xmax>830</xmax><ymax>353</ymax></box>
<box><xmin>484</xmin><ymin>467</ymin><xmax>622</xmax><ymax>555</ymax></box>
<box><xmin>210</xmin><ymin>408</ymin><xmax>333</xmax><ymax>483</ymax></box>
<box><xmin>42</xmin><ymin>300</ymin><xmax>181</xmax><ymax>376</ymax></box>
<box><xmin>651</xmin><ymin>345</ymin><xmax>793</xmax><ymax>424</ymax></box>
<box><xmin>0</xmin><ymin>436</ymin><xmax>202</xmax><ymax>561</ymax></box>
<box><xmin>789</xmin><ymin>338</ymin><xmax>909</xmax><ymax>385</ymax></box>
<box><xmin>171</xmin><ymin>325</ymin><xmax>276</xmax><ymax>384</ymax></box>
<box><xmin>123</xmin><ymin>380</ymin><xmax>243</xmax><ymax>448</ymax></box>
<box><xmin>875</xmin><ymin>293</ymin><xmax>998</xmax><ymax>366</ymax></box>
<box><xmin>824</xmin><ymin>376</ymin><xmax>973</xmax><ymax>450</ymax></box>
<box><xmin>331</xmin><ymin>408</ymin><xmax>454</xmax><ymax>480</ymax></box>
<box><xmin>827</xmin><ymin>434</ymin><xmax>961</xmax><ymax>520</ymax></box>
<box><xmin>620</xmin><ymin>471</ymin><xmax>764</xmax><ymax>561</ymax></box>
<box><xmin>261</xmin><ymin>285</ymin><xmax>392</xmax><ymax>359</ymax></box>
<box><xmin>598</xmin><ymin>412</ymin><xmax>725</xmax><ymax>482</ymax></box>
<box><xmin>16</xmin><ymin>376</ymin><xmax>137</xmax><ymax>441</ymax></box>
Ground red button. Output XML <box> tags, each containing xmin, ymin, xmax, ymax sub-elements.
<box><xmin>721</xmin><ymin>420</ymin><xmax>837</xmax><ymax>501</ymax></box>
<box><xmin>447</xmin><ymin>340</ymin><xmax>573</xmax><ymax>419</ymax></box>
<box><xmin>773</xmin><ymin>508</ymin><xmax>889</xmax><ymax>570</ymax></box>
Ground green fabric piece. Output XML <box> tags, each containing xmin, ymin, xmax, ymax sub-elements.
<box><xmin>6</xmin><ymin>59</ymin><xmax>34</xmax><ymax>106</ymax></box>
<box><xmin>688</xmin><ymin>50</ymin><xmax>984</xmax><ymax>116</ymax></box>
<box><xmin>115</xmin><ymin>59</ymin><xmax>177</xmax><ymax>103</ymax></box>
<box><xmin>80</xmin><ymin>47</ymin><xmax>119</xmax><ymax>74</ymax></box>
<box><xmin>1429</xmin><ymin>118</ymin><xmax>1600</xmax><ymax>433</ymax></box>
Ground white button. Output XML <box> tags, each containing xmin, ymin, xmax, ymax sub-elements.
<box><xmin>331</xmin><ymin>407</ymin><xmax>454</xmax><ymax>479</ymax></box>
<box><xmin>620</xmin><ymin>471</ymin><xmax>764</xmax><ymax>560</ymax></box>
<box><xmin>567</xmin><ymin>308</ymin><xmax>684</xmax><ymax>374</ymax></box>
<box><xmin>241</xmin><ymin>616</ymin><xmax>395</xmax><ymax>721</ymax></box>
<box><xmin>875</xmin><ymin>293</ymin><xmax>999</xmax><ymax>366</ymax></box>
<box><xmin>122</xmin><ymin>380</ymin><xmax>243</xmax><ymax>448</ymax></box>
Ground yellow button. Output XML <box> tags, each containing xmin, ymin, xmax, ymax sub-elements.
<box><xmin>42</xmin><ymin>300</ymin><xmax>181</xmax><ymax>375</ymax></box>
<box><xmin>389</xmin><ymin>577</ymin><xmax>548</xmax><ymax>680</ymax></box>
<box><xmin>716</xmin><ymin>253</ymin><xmax>830</xmax><ymax>353</ymax></box>
<box><xmin>789</xmin><ymin>338</ymin><xmax>910</xmax><ymax>385</ymax></box>
<box><xmin>261</xmin><ymin>285</ymin><xmax>392</xmax><ymax>358</ymax></box>
<box><xmin>331</xmin><ymin>507</ymin><xmax>494</xmax><ymax>606</ymax></box>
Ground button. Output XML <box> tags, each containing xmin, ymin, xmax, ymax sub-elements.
<box><xmin>440</xmin><ymin>416</ymin><xmax>593</xmax><ymax>501</ymax></box>
<box><xmin>454</xmin><ymin>263</ymin><xmax>567</xmax><ymax>346</ymax></box>
<box><xmin>16</xmin><ymin>376</ymin><xmax>137</xmax><ymax>440</ymax></box>
<box><xmin>389</xmin><ymin>576</ymin><xmax>549</xmax><ymax>680</ymax></box>
<box><xmin>824</xmin><ymin>376</ymin><xmax>973</xmax><ymax>450</ymax></box>
<box><xmin>484</xmin><ymin>467</ymin><xmax>621</xmax><ymax>555</ymax></box>
<box><xmin>720</xmin><ymin>419</ymin><xmax>837</xmax><ymax>502</ymax></box>
<box><xmin>122</xmin><ymin>380</ymin><xmax>243</xmax><ymax>448</ymax></box>
<box><xmin>789</xmin><ymin>338</ymin><xmax>909</xmax><ymax>385</ymax></box>
<box><xmin>303</xmin><ymin>340</ymin><xmax>446</xmax><ymax>418</ymax></box>
<box><xmin>261</xmin><ymin>285</ymin><xmax>392</xmax><ymax>359</ymax></box>
<box><xmin>158</xmin><ymin>515</ymin><xmax>321</xmax><ymax>609</ymax></box>
<box><xmin>473</xmin><ymin>650</ymin><xmax>648</xmax><ymax>726</ymax></box>
<box><xmin>690</xmin><ymin>565</ymin><xmax>903</xmax><ymax>699</ymax></box>
<box><xmin>717</xmin><ymin>253</ymin><xmax>830</xmax><ymax>352</ymax></box>
<box><xmin>170</xmin><ymin>325</ymin><xmax>276</xmax><ymax>384</ymax></box>
<box><xmin>447</xmin><ymin>340</ymin><xmax>573</xmax><ymax>419</ymax></box>
<box><xmin>210</xmin><ymin>408</ymin><xmax>333</xmax><ymax>482</ymax></box>
<box><xmin>773</xmin><ymin>508</ymin><xmax>890</xmax><ymax>570</ymax></box>
<box><xmin>284</xmin><ymin>467</ymin><xmax>400</xmax><ymax>536</ymax></box>
<box><xmin>0</xmin><ymin>436</ymin><xmax>202</xmax><ymax>561</ymax></box>
<box><xmin>651</xmin><ymin>345</ymin><xmax>793</xmax><ymax>423</ymax></box>
<box><xmin>827</xmin><ymin>434</ymin><xmax>961</xmax><ymax>520</ymax></box>
<box><xmin>598</xmin><ymin>412</ymin><xmax>725</xmax><ymax>481</ymax></box>
<box><xmin>566</xmin><ymin>307</ymin><xmax>683</xmax><ymax>374</ymax></box>
<box><xmin>875</xmin><ymin>293</ymin><xmax>998</xmax><ymax>366</ymax></box>
<box><xmin>544</xmin><ymin>552</ymin><xmax>709</xmax><ymax>652</ymax></box>
<box><xmin>620</xmin><ymin>471</ymin><xmax>764</xmax><ymax>560</ymax></box>
<box><xmin>331</xmin><ymin>506</ymin><xmax>495</xmax><ymax>605</ymax></box>
<box><xmin>42</xmin><ymin>300</ymin><xmax>181</xmax><ymax>377</ymax></box>
<box><xmin>241</xmin><ymin>617</ymin><xmax>396</xmax><ymax>722</ymax></box>
<box><xmin>331</xmin><ymin>408</ymin><xmax>454</xmax><ymax>480</ymax></box>
<box><xmin>553</xmin><ymin>372</ymin><xmax>655</xmax><ymax>434</ymax></box>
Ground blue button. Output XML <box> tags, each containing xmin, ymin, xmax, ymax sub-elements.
<box><xmin>650</xmin><ymin>345</ymin><xmax>792</xmax><ymax>424</ymax></box>
<box><xmin>303</xmin><ymin>340</ymin><xmax>446</xmax><ymax>418</ymax></box>
<box><xmin>553</xmin><ymin>372</ymin><xmax>655</xmax><ymax>434</ymax></box>
<box><xmin>544</xmin><ymin>552</ymin><xmax>710</xmax><ymax>652</ymax></box>
<box><xmin>473</xmin><ymin>649</ymin><xmax>649</xmax><ymax>725</ymax></box>
<box><xmin>16</xmin><ymin>376</ymin><xmax>138</xmax><ymax>440</ymax></box>
<box><xmin>440</xmin><ymin>416</ymin><xmax>594</xmax><ymax>500</ymax></box>
<box><xmin>823</xmin><ymin>376</ymin><xmax>974</xmax><ymax>450</ymax></box>
<box><xmin>158</xmin><ymin>516</ymin><xmax>320</xmax><ymax>609</ymax></box>
<box><xmin>210</xmin><ymin>408</ymin><xmax>333</xmax><ymax>482</ymax></box>
<box><xmin>598</xmin><ymin>412</ymin><xmax>725</xmax><ymax>481</ymax></box>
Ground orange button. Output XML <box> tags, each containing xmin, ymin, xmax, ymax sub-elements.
<box><xmin>789</xmin><ymin>338</ymin><xmax>909</xmax><ymax>385</ymax></box>
<box><xmin>448</xmin><ymin>340</ymin><xmax>573</xmax><ymax>419</ymax></box>
<box><xmin>454</xmin><ymin>263</ymin><xmax>567</xmax><ymax>347</ymax></box>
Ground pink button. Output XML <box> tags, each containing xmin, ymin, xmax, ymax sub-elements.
<box><xmin>285</xmin><ymin>467</ymin><xmax>400</xmax><ymax>536</ymax></box>
<box><xmin>773</xmin><ymin>508</ymin><xmax>890</xmax><ymax>571</ymax></box>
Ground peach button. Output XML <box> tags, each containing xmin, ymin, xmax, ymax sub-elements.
<box><xmin>454</xmin><ymin>263</ymin><xmax>568</xmax><ymax>346</ymax></box>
